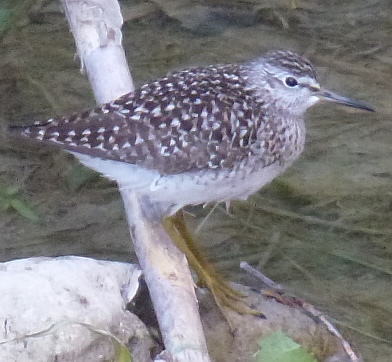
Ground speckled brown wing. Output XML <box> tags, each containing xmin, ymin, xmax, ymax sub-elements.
<box><xmin>10</xmin><ymin>64</ymin><xmax>266</xmax><ymax>175</ymax></box>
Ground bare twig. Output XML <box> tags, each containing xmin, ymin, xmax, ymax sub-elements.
<box><xmin>241</xmin><ymin>262</ymin><xmax>362</xmax><ymax>362</ymax></box>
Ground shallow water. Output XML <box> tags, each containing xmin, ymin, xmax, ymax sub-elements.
<box><xmin>0</xmin><ymin>0</ymin><xmax>391</xmax><ymax>360</ymax></box>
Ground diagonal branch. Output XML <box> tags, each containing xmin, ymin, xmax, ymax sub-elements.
<box><xmin>61</xmin><ymin>1</ymin><xmax>210</xmax><ymax>361</ymax></box>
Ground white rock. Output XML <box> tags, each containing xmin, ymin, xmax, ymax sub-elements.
<box><xmin>0</xmin><ymin>256</ymin><xmax>151</xmax><ymax>362</ymax></box>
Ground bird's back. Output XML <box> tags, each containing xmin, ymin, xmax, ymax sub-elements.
<box><xmin>10</xmin><ymin>63</ymin><xmax>295</xmax><ymax>175</ymax></box>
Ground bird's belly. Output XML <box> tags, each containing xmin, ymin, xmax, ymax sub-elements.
<box><xmin>71</xmin><ymin>152</ymin><xmax>288</xmax><ymax>215</ymax></box>
<box><xmin>149</xmin><ymin>162</ymin><xmax>287</xmax><ymax>214</ymax></box>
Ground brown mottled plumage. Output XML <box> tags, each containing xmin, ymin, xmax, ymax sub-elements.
<box><xmin>10</xmin><ymin>51</ymin><xmax>373</xmax><ymax>215</ymax></box>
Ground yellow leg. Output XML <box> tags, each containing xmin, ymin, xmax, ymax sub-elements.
<box><xmin>163</xmin><ymin>210</ymin><xmax>264</xmax><ymax>317</ymax></box>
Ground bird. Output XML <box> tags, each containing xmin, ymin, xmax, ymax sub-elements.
<box><xmin>9</xmin><ymin>50</ymin><xmax>374</xmax><ymax>314</ymax></box>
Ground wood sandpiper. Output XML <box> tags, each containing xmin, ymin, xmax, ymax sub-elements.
<box><xmin>9</xmin><ymin>50</ymin><xmax>374</xmax><ymax>314</ymax></box>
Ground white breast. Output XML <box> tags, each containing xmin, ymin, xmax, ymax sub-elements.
<box><xmin>71</xmin><ymin>151</ymin><xmax>288</xmax><ymax>215</ymax></box>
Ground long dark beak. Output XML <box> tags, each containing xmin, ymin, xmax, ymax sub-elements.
<box><xmin>316</xmin><ymin>88</ymin><xmax>374</xmax><ymax>112</ymax></box>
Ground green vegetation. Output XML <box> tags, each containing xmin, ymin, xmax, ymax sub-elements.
<box><xmin>0</xmin><ymin>2</ymin><xmax>13</xmax><ymax>36</ymax></box>
<box><xmin>0</xmin><ymin>184</ymin><xmax>38</xmax><ymax>221</ymax></box>
<box><xmin>255</xmin><ymin>332</ymin><xmax>317</xmax><ymax>362</ymax></box>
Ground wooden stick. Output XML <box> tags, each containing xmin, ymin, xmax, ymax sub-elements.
<box><xmin>120</xmin><ymin>191</ymin><xmax>210</xmax><ymax>361</ymax></box>
<box><xmin>62</xmin><ymin>0</ymin><xmax>133</xmax><ymax>104</ymax></box>
<box><xmin>61</xmin><ymin>1</ymin><xmax>210</xmax><ymax>360</ymax></box>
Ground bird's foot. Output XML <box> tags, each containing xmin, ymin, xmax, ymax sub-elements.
<box><xmin>200</xmin><ymin>271</ymin><xmax>265</xmax><ymax>317</ymax></box>
<box><xmin>163</xmin><ymin>209</ymin><xmax>264</xmax><ymax>318</ymax></box>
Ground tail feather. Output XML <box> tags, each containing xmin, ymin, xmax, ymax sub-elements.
<box><xmin>9</xmin><ymin>119</ymin><xmax>58</xmax><ymax>140</ymax></box>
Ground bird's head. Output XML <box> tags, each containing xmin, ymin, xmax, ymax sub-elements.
<box><xmin>246</xmin><ymin>50</ymin><xmax>374</xmax><ymax>116</ymax></box>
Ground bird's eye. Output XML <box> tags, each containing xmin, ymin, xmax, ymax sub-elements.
<box><xmin>285</xmin><ymin>77</ymin><xmax>298</xmax><ymax>87</ymax></box>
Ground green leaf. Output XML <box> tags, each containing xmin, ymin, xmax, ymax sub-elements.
<box><xmin>0</xmin><ymin>8</ymin><xmax>12</xmax><ymax>33</ymax></box>
<box><xmin>0</xmin><ymin>184</ymin><xmax>39</xmax><ymax>221</ymax></box>
<box><xmin>3</xmin><ymin>185</ymin><xmax>19</xmax><ymax>196</ymax></box>
<box><xmin>255</xmin><ymin>332</ymin><xmax>317</xmax><ymax>362</ymax></box>
<box><xmin>65</xmin><ymin>163</ymin><xmax>100</xmax><ymax>191</ymax></box>
<box><xmin>9</xmin><ymin>198</ymin><xmax>39</xmax><ymax>221</ymax></box>
<box><xmin>114</xmin><ymin>342</ymin><xmax>133</xmax><ymax>362</ymax></box>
